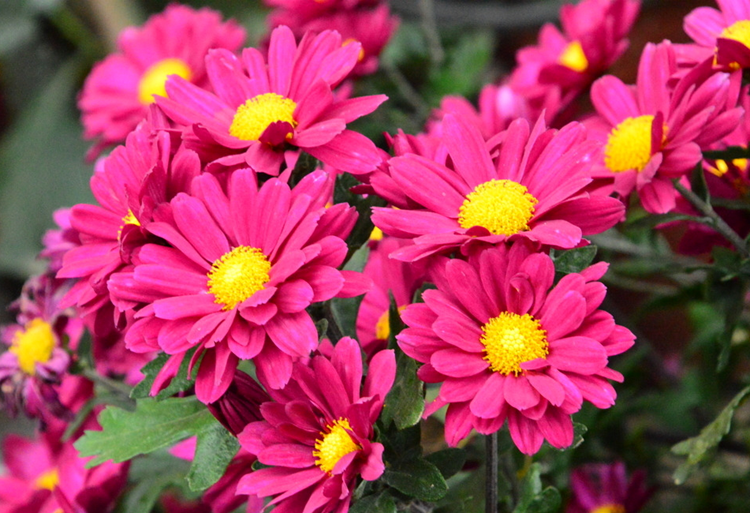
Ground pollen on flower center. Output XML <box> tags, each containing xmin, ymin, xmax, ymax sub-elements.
<box><xmin>592</xmin><ymin>505</ymin><xmax>626</xmax><ymax>513</ymax></box>
<box><xmin>313</xmin><ymin>418</ymin><xmax>361</xmax><ymax>475</ymax></box>
<box><xmin>138</xmin><ymin>58</ymin><xmax>192</xmax><ymax>105</ymax></box>
<box><xmin>604</xmin><ymin>115</ymin><xmax>656</xmax><ymax>173</ymax></box>
<box><xmin>35</xmin><ymin>468</ymin><xmax>59</xmax><ymax>491</ymax></box>
<box><xmin>375</xmin><ymin>305</ymin><xmax>407</xmax><ymax>341</ymax></box>
<box><xmin>480</xmin><ymin>312</ymin><xmax>548</xmax><ymax>376</ymax></box>
<box><xmin>720</xmin><ymin>20</ymin><xmax>750</xmax><ymax>50</ymax></box>
<box><xmin>118</xmin><ymin>210</ymin><xmax>141</xmax><ymax>241</ymax></box>
<box><xmin>458</xmin><ymin>179</ymin><xmax>538</xmax><ymax>236</ymax></box>
<box><xmin>10</xmin><ymin>318</ymin><xmax>56</xmax><ymax>376</ymax></box>
<box><xmin>559</xmin><ymin>40</ymin><xmax>589</xmax><ymax>72</ymax></box>
<box><xmin>229</xmin><ymin>93</ymin><xmax>298</xmax><ymax>141</ymax></box>
<box><xmin>207</xmin><ymin>246</ymin><xmax>271</xmax><ymax>310</ymax></box>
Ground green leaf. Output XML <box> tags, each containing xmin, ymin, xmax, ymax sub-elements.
<box><xmin>426</xmin><ymin>30</ymin><xmax>494</xmax><ymax>102</ymax></box>
<box><xmin>350</xmin><ymin>491</ymin><xmax>397</xmax><ymax>513</ymax></box>
<box><xmin>671</xmin><ymin>385</ymin><xmax>750</xmax><ymax>484</ymax></box>
<box><xmin>75</xmin><ymin>396</ymin><xmax>219</xmax><ymax>467</ymax></box>
<box><xmin>186</xmin><ymin>420</ymin><xmax>240</xmax><ymax>491</ymax></box>
<box><xmin>689</xmin><ymin>161</ymin><xmax>710</xmax><ymax>204</ymax></box>
<box><xmin>703</xmin><ymin>146</ymin><xmax>750</xmax><ymax>161</ymax></box>
<box><xmin>383</xmin><ymin>457</ymin><xmax>448</xmax><ymax>502</ymax></box>
<box><xmin>130</xmin><ymin>354</ymin><xmax>170</xmax><ymax>400</ymax></box>
<box><xmin>553</xmin><ymin>245</ymin><xmax>598</xmax><ymax>276</ymax></box>
<box><xmin>115</xmin><ymin>452</ymin><xmax>192</xmax><ymax>513</ymax></box>
<box><xmin>425</xmin><ymin>448</ymin><xmax>466</xmax><ymax>480</ymax></box>
<box><xmin>131</xmin><ymin>348</ymin><xmax>201</xmax><ymax>401</ymax></box>
<box><xmin>514</xmin><ymin>463</ymin><xmax>561</xmax><ymax>513</ymax></box>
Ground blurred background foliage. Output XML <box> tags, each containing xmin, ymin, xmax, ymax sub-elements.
<box><xmin>2</xmin><ymin>1</ymin><xmax>750</xmax><ymax>512</ymax></box>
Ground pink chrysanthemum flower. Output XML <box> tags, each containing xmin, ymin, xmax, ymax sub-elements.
<box><xmin>356</xmin><ymin>235</ymin><xmax>427</xmax><ymax>357</ymax></box>
<box><xmin>58</xmin><ymin>121</ymin><xmax>200</xmax><ymax>325</ymax></box>
<box><xmin>567</xmin><ymin>461</ymin><xmax>652</xmax><ymax>513</ymax></box>
<box><xmin>111</xmin><ymin>169</ymin><xmax>369</xmax><ymax>402</ymax></box>
<box><xmin>155</xmin><ymin>25</ymin><xmax>386</xmax><ymax>176</ymax></box>
<box><xmin>684</xmin><ymin>0</ymin><xmax>750</xmax><ymax>69</ymax></box>
<box><xmin>0</xmin><ymin>431</ymin><xmax>128</xmax><ymax>513</ymax></box>
<box><xmin>397</xmin><ymin>242</ymin><xmax>636</xmax><ymax>454</ymax></box>
<box><xmin>78</xmin><ymin>4</ymin><xmax>245</xmax><ymax>158</ymax></box>
<box><xmin>371</xmin><ymin>114</ymin><xmax>624</xmax><ymax>262</ymax></box>
<box><xmin>237</xmin><ymin>337</ymin><xmax>395</xmax><ymax>513</ymax></box>
<box><xmin>509</xmin><ymin>0</ymin><xmax>640</xmax><ymax>121</ymax></box>
<box><xmin>587</xmin><ymin>40</ymin><xmax>743</xmax><ymax>213</ymax></box>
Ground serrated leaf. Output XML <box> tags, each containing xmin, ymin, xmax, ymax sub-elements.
<box><xmin>425</xmin><ymin>448</ymin><xmax>466</xmax><ymax>479</ymax></box>
<box><xmin>131</xmin><ymin>348</ymin><xmax>200</xmax><ymax>401</ymax></box>
<box><xmin>383</xmin><ymin>457</ymin><xmax>448</xmax><ymax>501</ymax></box>
<box><xmin>75</xmin><ymin>396</ymin><xmax>218</xmax><ymax>467</ymax></box>
<box><xmin>671</xmin><ymin>385</ymin><xmax>750</xmax><ymax>484</ymax></box>
<box><xmin>516</xmin><ymin>462</ymin><xmax>543</xmax><ymax>508</ymax></box>
<box><xmin>186</xmin><ymin>420</ymin><xmax>240</xmax><ymax>491</ymax></box>
<box><xmin>553</xmin><ymin>245</ymin><xmax>598</xmax><ymax>276</ymax></box>
<box><xmin>350</xmin><ymin>491</ymin><xmax>397</xmax><ymax>513</ymax></box>
<box><xmin>131</xmin><ymin>354</ymin><xmax>170</xmax><ymax>400</ymax></box>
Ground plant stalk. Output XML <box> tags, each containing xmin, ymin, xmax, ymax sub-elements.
<box><xmin>486</xmin><ymin>432</ymin><xmax>498</xmax><ymax>513</ymax></box>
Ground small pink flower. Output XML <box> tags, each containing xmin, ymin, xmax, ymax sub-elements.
<box><xmin>397</xmin><ymin>242</ymin><xmax>635</xmax><ymax>454</ymax></box>
<box><xmin>155</xmin><ymin>25</ymin><xmax>387</xmax><ymax>176</ymax></box>
<box><xmin>371</xmin><ymin>114</ymin><xmax>624</xmax><ymax>262</ymax></box>
<box><xmin>237</xmin><ymin>337</ymin><xmax>395</xmax><ymax>513</ymax></box>
<box><xmin>567</xmin><ymin>461</ymin><xmax>652</xmax><ymax>513</ymax></box>
<box><xmin>587</xmin><ymin>40</ymin><xmax>744</xmax><ymax>213</ymax></box>
<box><xmin>78</xmin><ymin>4</ymin><xmax>245</xmax><ymax>158</ymax></box>
<box><xmin>111</xmin><ymin>169</ymin><xmax>370</xmax><ymax>402</ymax></box>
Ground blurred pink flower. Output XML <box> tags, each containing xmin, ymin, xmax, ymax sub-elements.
<box><xmin>567</xmin><ymin>461</ymin><xmax>651</xmax><ymax>513</ymax></box>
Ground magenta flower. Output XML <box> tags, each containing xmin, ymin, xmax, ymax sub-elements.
<box><xmin>78</xmin><ymin>4</ymin><xmax>245</xmax><ymax>158</ymax></box>
<box><xmin>371</xmin><ymin>114</ymin><xmax>624</xmax><ymax>262</ymax></box>
<box><xmin>155</xmin><ymin>25</ymin><xmax>387</xmax><ymax>176</ymax></box>
<box><xmin>237</xmin><ymin>337</ymin><xmax>395</xmax><ymax>513</ymax></box>
<box><xmin>588</xmin><ymin>40</ymin><xmax>743</xmax><ymax>213</ymax></box>
<box><xmin>567</xmin><ymin>461</ymin><xmax>652</xmax><ymax>513</ymax></box>
<box><xmin>0</xmin><ymin>431</ymin><xmax>128</xmax><ymax>513</ymax></box>
<box><xmin>684</xmin><ymin>0</ymin><xmax>750</xmax><ymax>69</ymax></box>
<box><xmin>110</xmin><ymin>169</ymin><xmax>369</xmax><ymax>402</ymax></box>
<box><xmin>397</xmin><ymin>242</ymin><xmax>635</xmax><ymax>454</ymax></box>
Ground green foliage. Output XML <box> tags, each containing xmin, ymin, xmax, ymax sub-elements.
<box><xmin>383</xmin><ymin>457</ymin><xmax>449</xmax><ymax>502</ymax></box>
<box><xmin>114</xmin><ymin>452</ymin><xmax>192</xmax><ymax>513</ymax></box>
<box><xmin>672</xmin><ymin>385</ymin><xmax>750</xmax><ymax>485</ymax></box>
<box><xmin>553</xmin><ymin>245</ymin><xmax>598</xmax><ymax>276</ymax></box>
<box><xmin>425</xmin><ymin>30</ymin><xmax>494</xmax><ymax>103</ymax></box>
<box><xmin>350</xmin><ymin>491</ymin><xmax>397</xmax><ymax>513</ymax></box>
<box><xmin>131</xmin><ymin>347</ymin><xmax>201</xmax><ymax>401</ymax></box>
<box><xmin>513</xmin><ymin>463</ymin><xmax>562</xmax><ymax>513</ymax></box>
<box><xmin>426</xmin><ymin>448</ymin><xmax>467</xmax><ymax>480</ymax></box>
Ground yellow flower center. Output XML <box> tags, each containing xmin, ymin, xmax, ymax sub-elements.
<box><xmin>481</xmin><ymin>312</ymin><xmax>548</xmax><ymax>376</ymax></box>
<box><xmin>604</xmin><ymin>115</ymin><xmax>656</xmax><ymax>173</ymax></box>
<box><xmin>458</xmin><ymin>179</ymin><xmax>538</xmax><ymax>236</ymax></box>
<box><xmin>720</xmin><ymin>20</ymin><xmax>750</xmax><ymax>50</ymax></box>
<box><xmin>229</xmin><ymin>93</ymin><xmax>298</xmax><ymax>141</ymax></box>
<box><xmin>138</xmin><ymin>58</ymin><xmax>192</xmax><ymax>105</ymax></box>
<box><xmin>369</xmin><ymin>226</ymin><xmax>384</xmax><ymax>242</ymax></box>
<box><xmin>559</xmin><ymin>40</ymin><xmax>589</xmax><ymax>72</ymax></box>
<box><xmin>35</xmin><ymin>468</ymin><xmax>59</xmax><ymax>491</ymax></box>
<box><xmin>592</xmin><ymin>505</ymin><xmax>626</xmax><ymax>513</ymax></box>
<box><xmin>374</xmin><ymin>305</ymin><xmax>407</xmax><ymax>341</ymax></box>
<box><xmin>122</xmin><ymin>210</ymin><xmax>141</xmax><ymax>227</ymax></box>
<box><xmin>207</xmin><ymin>246</ymin><xmax>271</xmax><ymax>310</ymax></box>
<box><xmin>10</xmin><ymin>319</ymin><xmax>56</xmax><ymax>376</ymax></box>
<box><xmin>313</xmin><ymin>418</ymin><xmax>361</xmax><ymax>475</ymax></box>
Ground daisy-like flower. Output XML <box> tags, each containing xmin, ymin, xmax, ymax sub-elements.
<box><xmin>110</xmin><ymin>169</ymin><xmax>369</xmax><ymax>403</ymax></box>
<box><xmin>236</xmin><ymin>337</ymin><xmax>395</xmax><ymax>513</ymax></box>
<box><xmin>684</xmin><ymin>0</ymin><xmax>750</xmax><ymax>69</ymax></box>
<box><xmin>567</xmin><ymin>461</ymin><xmax>652</xmax><ymax>513</ymax></box>
<box><xmin>155</xmin><ymin>25</ymin><xmax>387</xmax><ymax>176</ymax></box>
<box><xmin>397</xmin><ymin>242</ymin><xmax>636</xmax><ymax>454</ymax></box>
<box><xmin>509</xmin><ymin>0</ymin><xmax>640</xmax><ymax>121</ymax></box>
<box><xmin>78</xmin><ymin>4</ymin><xmax>245</xmax><ymax>158</ymax></box>
<box><xmin>371</xmin><ymin>113</ymin><xmax>624</xmax><ymax>262</ymax></box>
<box><xmin>588</xmin><ymin>40</ymin><xmax>743</xmax><ymax>213</ymax></box>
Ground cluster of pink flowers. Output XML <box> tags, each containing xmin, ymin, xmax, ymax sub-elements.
<box><xmin>6</xmin><ymin>0</ymin><xmax>750</xmax><ymax>510</ymax></box>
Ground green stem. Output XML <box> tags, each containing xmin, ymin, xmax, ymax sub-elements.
<box><xmin>674</xmin><ymin>181</ymin><xmax>750</xmax><ymax>259</ymax></box>
<box><xmin>486</xmin><ymin>432</ymin><xmax>498</xmax><ymax>513</ymax></box>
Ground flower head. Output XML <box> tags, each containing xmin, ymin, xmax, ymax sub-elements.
<box><xmin>397</xmin><ymin>242</ymin><xmax>635</xmax><ymax>453</ymax></box>
<box><xmin>237</xmin><ymin>337</ymin><xmax>395</xmax><ymax>513</ymax></box>
<box><xmin>78</xmin><ymin>4</ymin><xmax>245</xmax><ymax>158</ymax></box>
<box><xmin>567</xmin><ymin>461</ymin><xmax>652</xmax><ymax>513</ymax></box>
<box><xmin>684</xmin><ymin>0</ymin><xmax>750</xmax><ymax>69</ymax></box>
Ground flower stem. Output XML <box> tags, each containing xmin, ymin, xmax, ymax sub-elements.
<box><xmin>486</xmin><ymin>432</ymin><xmax>498</xmax><ymax>513</ymax></box>
<box><xmin>674</xmin><ymin>181</ymin><xmax>750</xmax><ymax>259</ymax></box>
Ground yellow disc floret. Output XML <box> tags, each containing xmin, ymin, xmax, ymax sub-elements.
<box><xmin>207</xmin><ymin>246</ymin><xmax>272</xmax><ymax>310</ymax></box>
<box><xmin>604</xmin><ymin>115</ymin><xmax>656</xmax><ymax>173</ymax></box>
<box><xmin>559</xmin><ymin>40</ymin><xmax>589</xmax><ymax>72</ymax></box>
<box><xmin>229</xmin><ymin>93</ymin><xmax>298</xmax><ymax>141</ymax></box>
<box><xmin>10</xmin><ymin>319</ymin><xmax>56</xmax><ymax>376</ymax></box>
<box><xmin>35</xmin><ymin>468</ymin><xmax>59</xmax><ymax>491</ymax></box>
<box><xmin>458</xmin><ymin>179</ymin><xmax>538</xmax><ymax>236</ymax></box>
<box><xmin>592</xmin><ymin>505</ymin><xmax>626</xmax><ymax>513</ymax></box>
<box><xmin>480</xmin><ymin>312</ymin><xmax>548</xmax><ymax>376</ymax></box>
<box><xmin>369</xmin><ymin>226</ymin><xmax>384</xmax><ymax>242</ymax></box>
<box><xmin>374</xmin><ymin>306</ymin><xmax>407</xmax><ymax>341</ymax></box>
<box><xmin>720</xmin><ymin>20</ymin><xmax>750</xmax><ymax>50</ymax></box>
<box><xmin>313</xmin><ymin>418</ymin><xmax>361</xmax><ymax>475</ymax></box>
<box><xmin>138</xmin><ymin>58</ymin><xmax>192</xmax><ymax>105</ymax></box>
